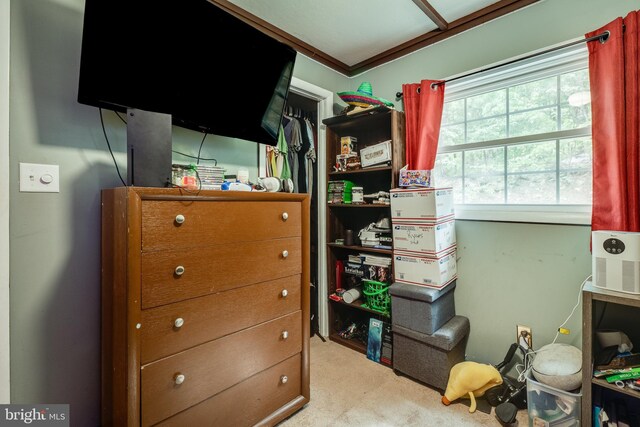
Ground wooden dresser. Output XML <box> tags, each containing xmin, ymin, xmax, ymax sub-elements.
<box><xmin>101</xmin><ymin>187</ymin><xmax>310</xmax><ymax>426</ymax></box>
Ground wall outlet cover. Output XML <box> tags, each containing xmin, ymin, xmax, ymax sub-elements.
<box><xmin>517</xmin><ymin>325</ymin><xmax>532</xmax><ymax>350</ymax></box>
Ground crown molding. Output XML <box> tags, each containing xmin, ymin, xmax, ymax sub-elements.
<box><xmin>208</xmin><ymin>0</ymin><xmax>541</xmax><ymax>77</ymax></box>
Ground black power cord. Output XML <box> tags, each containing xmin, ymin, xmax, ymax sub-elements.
<box><xmin>99</xmin><ymin>108</ymin><xmax>127</xmax><ymax>186</ymax></box>
<box><xmin>197</xmin><ymin>132</ymin><xmax>207</xmax><ymax>165</ymax></box>
<box><xmin>102</xmin><ymin>109</ymin><xmax>218</xmax><ymax>186</ymax></box>
<box><xmin>172</xmin><ymin>151</ymin><xmax>218</xmax><ymax>163</ymax></box>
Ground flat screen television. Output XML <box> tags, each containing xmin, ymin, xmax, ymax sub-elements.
<box><xmin>77</xmin><ymin>0</ymin><xmax>297</xmax><ymax>186</ymax></box>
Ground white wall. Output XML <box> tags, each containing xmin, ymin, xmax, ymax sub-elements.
<box><xmin>0</xmin><ymin>0</ymin><xmax>10</xmax><ymax>405</ymax></box>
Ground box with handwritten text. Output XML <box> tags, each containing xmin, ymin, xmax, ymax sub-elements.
<box><xmin>391</xmin><ymin>219</ymin><xmax>456</xmax><ymax>257</ymax></box>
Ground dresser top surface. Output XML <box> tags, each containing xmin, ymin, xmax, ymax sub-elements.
<box><xmin>104</xmin><ymin>186</ymin><xmax>310</xmax><ymax>203</ymax></box>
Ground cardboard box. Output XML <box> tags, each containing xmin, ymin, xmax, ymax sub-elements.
<box><xmin>344</xmin><ymin>262</ymin><xmax>365</xmax><ymax>278</ymax></box>
<box><xmin>340</xmin><ymin>136</ymin><xmax>358</xmax><ymax>154</ymax></box>
<box><xmin>335</xmin><ymin>153</ymin><xmax>358</xmax><ymax>172</ymax></box>
<box><xmin>390</xmin><ymin>188</ymin><xmax>454</xmax><ymax>222</ymax></box>
<box><xmin>393</xmin><ymin>249</ymin><xmax>457</xmax><ymax>289</ymax></box>
<box><xmin>360</xmin><ymin>140</ymin><xmax>392</xmax><ymax>168</ymax></box>
<box><xmin>363</xmin><ymin>264</ymin><xmax>391</xmax><ymax>283</ymax></box>
<box><xmin>399</xmin><ymin>168</ymin><xmax>434</xmax><ymax>188</ymax></box>
<box><xmin>359</xmin><ymin>230</ymin><xmax>392</xmax><ymax>248</ymax></box>
<box><xmin>363</xmin><ymin>255</ymin><xmax>392</xmax><ymax>282</ymax></box>
<box><xmin>391</xmin><ymin>219</ymin><xmax>456</xmax><ymax>257</ymax></box>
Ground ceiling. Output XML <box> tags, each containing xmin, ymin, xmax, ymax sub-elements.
<box><xmin>211</xmin><ymin>0</ymin><xmax>540</xmax><ymax>76</ymax></box>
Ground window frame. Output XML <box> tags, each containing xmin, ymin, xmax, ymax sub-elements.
<box><xmin>436</xmin><ymin>42</ymin><xmax>592</xmax><ymax>225</ymax></box>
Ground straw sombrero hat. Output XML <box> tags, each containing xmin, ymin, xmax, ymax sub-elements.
<box><xmin>337</xmin><ymin>82</ymin><xmax>394</xmax><ymax>108</ymax></box>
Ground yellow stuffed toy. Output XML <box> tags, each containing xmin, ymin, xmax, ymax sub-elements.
<box><xmin>441</xmin><ymin>361</ymin><xmax>503</xmax><ymax>413</ymax></box>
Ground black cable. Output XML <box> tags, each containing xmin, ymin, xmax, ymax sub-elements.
<box><xmin>99</xmin><ymin>108</ymin><xmax>127</xmax><ymax>186</ymax></box>
<box><xmin>172</xmin><ymin>150</ymin><xmax>218</xmax><ymax>164</ymax></box>
<box><xmin>108</xmin><ymin>109</ymin><xmax>216</xmax><ymax>184</ymax></box>
<box><xmin>170</xmin><ymin>169</ymin><xmax>202</xmax><ymax>195</ymax></box>
<box><xmin>197</xmin><ymin>133</ymin><xmax>207</xmax><ymax>165</ymax></box>
<box><xmin>114</xmin><ymin>111</ymin><xmax>127</xmax><ymax>125</ymax></box>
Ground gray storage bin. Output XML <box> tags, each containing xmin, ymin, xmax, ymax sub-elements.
<box><xmin>393</xmin><ymin>315</ymin><xmax>469</xmax><ymax>390</ymax></box>
<box><xmin>389</xmin><ymin>281</ymin><xmax>456</xmax><ymax>335</ymax></box>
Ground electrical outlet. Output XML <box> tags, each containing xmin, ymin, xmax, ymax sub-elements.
<box><xmin>517</xmin><ymin>325</ymin><xmax>533</xmax><ymax>350</ymax></box>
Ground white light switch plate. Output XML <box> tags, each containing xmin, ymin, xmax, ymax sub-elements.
<box><xmin>19</xmin><ymin>163</ymin><xmax>60</xmax><ymax>193</ymax></box>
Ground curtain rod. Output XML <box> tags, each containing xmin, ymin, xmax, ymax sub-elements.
<box><xmin>395</xmin><ymin>31</ymin><xmax>610</xmax><ymax>99</ymax></box>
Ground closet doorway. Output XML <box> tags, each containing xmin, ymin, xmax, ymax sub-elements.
<box><xmin>258</xmin><ymin>77</ymin><xmax>332</xmax><ymax>337</ymax></box>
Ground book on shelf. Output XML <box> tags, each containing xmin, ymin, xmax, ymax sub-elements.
<box><xmin>595</xmin><ymin>352</ymin><xmax>640</xmax><ymax>371</ymax></box>
<box><xmin>366</xmin><ymin>318</ymin><xmax>392</xmax><ymax>366</ymax></box>
<box><xmin>593</xmin><ymin>365</ymin><xmax>640</xmax><ymax>379</ymax></box>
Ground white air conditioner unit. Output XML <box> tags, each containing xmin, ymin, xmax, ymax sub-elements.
<box><xmin>592</xmin><ymin>230</ymin><xmax>640</xmax><ymax>295</ymax></box>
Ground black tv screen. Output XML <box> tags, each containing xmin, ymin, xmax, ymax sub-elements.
<box><xmin>78</xmin><ymin>0</ymin><xmax>296</xmax><ymax>146</ymax></box>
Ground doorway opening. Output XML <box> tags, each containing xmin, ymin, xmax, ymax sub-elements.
<box><xmin>258</xmin><ymin>77</ymin><xmax>332</xmax><ymax>337</ymax></box>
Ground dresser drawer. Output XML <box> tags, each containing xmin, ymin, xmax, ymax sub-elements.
<box><xmin>141</xmin><ymin>237</ymin><xmax>301</xmax><ymax>308</ymax></box>
<box><xmin>141</xmin><ymin>311</ymin><xmax>302</xmax><ymax>426</ymax></box>
<box><xmin>141</xmin><ymin>275</ymin><xmax>301</xmax><ymax>364</ymax></box>
<box><xmin>155</xmin><ymin>353</ymin><xmax>302</xmax><ymax>427</ymax></box>
<box><xmin>141</xmin><ymin>201</ymin><xmax>301</xmax><ymax>251</ymax></box>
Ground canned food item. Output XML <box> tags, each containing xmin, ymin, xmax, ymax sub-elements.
<box><xmin>342</xmin><ymin>287</ymin><xmax>361</xmax><ymax>304</ymax></box>
<box><xmin>352</xmin><ymin>187</ymin><xmax>364</xmax><ymax>204</ymax></box>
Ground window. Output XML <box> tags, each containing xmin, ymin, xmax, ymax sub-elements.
<box><xmin>433</xmin><ymin>44</ymin><xmax>592</xmax><ymax>224</ymax></box>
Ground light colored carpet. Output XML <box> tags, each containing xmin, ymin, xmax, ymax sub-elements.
<box><xmin>279</xmin><ymin>336</ymin><xmax>529</xmax><ymax>426</ymax></box>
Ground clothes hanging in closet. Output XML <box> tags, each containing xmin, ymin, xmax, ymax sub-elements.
<box><xmin>283</xmin><ymin>115</ymin><xmax>302</xmax><ymax>192</ymax></box>
<box><xmin>269</xmin><ymin>107</ymin><xmax>316</xmax><ymax>195</ymax></box>
<box><xmin>303</xmin><ymin>117</ymin><xmax>316</xmax><ymax>197</ymax></box>
<box><xmin>265</xmin><ymin>124</ymin><xmax>290</xmax><ymax>179</ymax></box>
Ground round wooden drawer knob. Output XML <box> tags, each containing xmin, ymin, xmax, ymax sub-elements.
<box><xmin>175</xmin><ymin>214</ymin><xmax>185</xmax><ymax>224</ymax></box>
<box><xmin>282</xmin><ymin>330</ymin><xmax>289</xmax><ymax>340</ymax></box>
<box><xmin>281</xmin><ymin>289</ymin><xmax>288</xmax><ymax>298</ymax></box>
<box><xmin>282</xmin><ymin>250</ymin><xmax>289</xmax><ymax>258</ymax></box>
<box><xmin>175</xmin><ymin>266</ymin><xmax>185</xmax><ymax>276</ymax></box>
<box><xmin>174</xmin><ymin>318</ymin><xmax>184</xmax><ymax>328</ymax></box>
<box><xmin>174</xmin><ymin>374</ymin><xmax>185</xmax><ymax>385</ymax></box>
<box><xmin>280</xmin><ymin>375</ymin><xmax>288</xmax><ymax>384</ymax></box>
<box><xmin>282</xmin><ymin>212</ymin><xmax>289</xmax><ymax>221</ymax></box>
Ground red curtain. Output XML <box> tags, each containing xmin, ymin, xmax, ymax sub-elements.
<box><xmin>402</xmin><ymin>80</ymin><xmax>445</xmax><ymax>170</ymax></box>
<box><xmin>587</xmin><ymin>11</ymin><xmax>640</xmax><ymax>233</ymax></box>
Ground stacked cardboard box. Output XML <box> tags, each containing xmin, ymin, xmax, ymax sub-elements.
<box><xmin>388</xmin><ymin>186</ymin><xmax>468</xmax><ymax>390</ymax></box>
<box><xmin>390</xmin><ymin>187</ymin><xmax>456</xmax><ymax>289</ymax></box>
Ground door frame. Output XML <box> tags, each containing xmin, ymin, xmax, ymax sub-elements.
<box><xmin>0</xmin><ymin>0</ymin><xmax>10</xmax><ymax>403</ymax></box>
<box><xmin>258</xmin><ymin>77</ymin><xmax>332</xmax><ymax>337</ymax></box>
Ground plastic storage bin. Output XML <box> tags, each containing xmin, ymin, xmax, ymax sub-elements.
<box><xmin>526</xmin><ymin>371</ymin><xmax>581</xmax><ymax>426</ymax></box>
